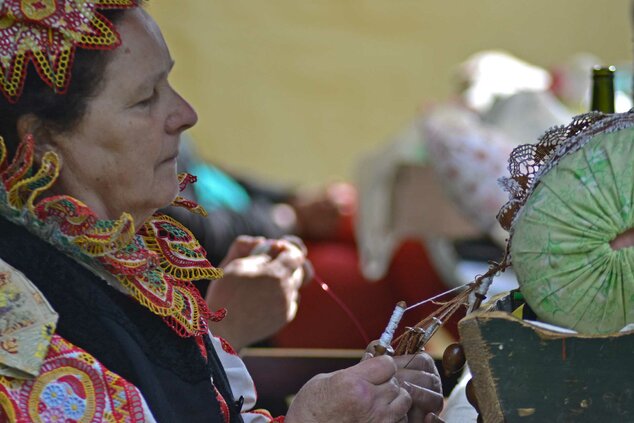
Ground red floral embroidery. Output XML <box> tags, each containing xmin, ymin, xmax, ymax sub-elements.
<box><xmin>194</xmin><ymin>336</ymin><xmax>208</xmax><ymax>361</ymax></box>
<box><xmin>0</xmin><ymin>335</ymin><xmax>150</xmax><ymax>422</ymax></box>
<box><xmin>178</xmin><ymin>172</ymin><xmax>198</xmax><ymax>192</ymax></box>
<box><xmin>219</xmin><ymin>337</ymin><xmax>238</xmax><ymax>356</ymax></box>
<box><xmin>249</xmin><ymin>409</ymin><xmax>285</xmax><ymax>422</ymax></box>
<box><xmin>210</xmin><ymin>308</ymin><xmax>227</xmax><ymax>323</ymax></box>
<box><xmin>0</xmin><ymin>0</ymin><xmax>137</xmax><ymax>103</ymax></box>
<box><xmin>213</xmin><ymin>386</ymin><xmax>230</xmax><ymax>423</ymax></box>
<box><xmin>172</xmin><ymin>173</ymin><xmax>208</xmax><ymax>216</ymax></box>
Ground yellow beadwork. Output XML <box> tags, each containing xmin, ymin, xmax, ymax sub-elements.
<box><xmin>72</xmin><ymin>213</ymin><xmax>136</xmax><ymax>256</ymax></box>
<box><xmin>0</xmin><ymin>0</ymin><xmax>137</xmax><ymax>102</ymax></box>
<box><xmin>8</xmin><ymin>151</ymin><xmax>59</xmax><ymax>212</ymax></box>
<box><xmin>20</xmin><ymin>0</ymin><xmax>57</xmax><ymax>21</ymax></box>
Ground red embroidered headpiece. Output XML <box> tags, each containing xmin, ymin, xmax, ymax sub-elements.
<box><xmin>0</xmin><ymin>0</ymin><xmax>137</xmax><ymax>103</ymax></box>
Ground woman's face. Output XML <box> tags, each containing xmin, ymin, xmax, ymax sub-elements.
<box><xmin>47</xmin><ymin>8</ymin><xmax>197</xmax><ymax>224</ymax></box>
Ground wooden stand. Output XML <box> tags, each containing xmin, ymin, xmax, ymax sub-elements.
<box><xmin>459</xmin><ymin>294</ymin><xmax>634</xmax><ymax>422</ymax></box>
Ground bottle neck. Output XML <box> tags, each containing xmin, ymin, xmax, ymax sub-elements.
<box><xmin>591</xmin><ymin>67</ymin><xmax>615</xmax><ymax>113</ymax></box>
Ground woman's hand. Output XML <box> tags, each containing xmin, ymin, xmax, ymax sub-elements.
<box><xmin>206</xmin><ymin>235</ymin><xmax>312</xmax><ymax>350</ymax></box>
<box><xmin>393</xmin><ymin>354</ymin><xmax>445</xmax><ymax>422</ymax></box>
<box><xmin>285</xmin><ymin>355</ymin><xmax>413</xmax><ymax>423</ymax></box>
<box><xmin>361</xmin><ymin>344</ymin><xmax>444</xmax><ymax>422</ymax></box>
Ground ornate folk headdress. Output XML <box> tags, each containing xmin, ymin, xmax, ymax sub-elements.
<box><xmin>0</xmin><ymin>0</ymin><xmax>137</xmax><ymax>103</ymax></box>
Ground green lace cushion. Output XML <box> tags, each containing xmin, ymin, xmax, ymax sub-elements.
<box><xmin>511</xmin><ymin>127</ymin><xmax>634</xmax><ymax>334</ymax></box>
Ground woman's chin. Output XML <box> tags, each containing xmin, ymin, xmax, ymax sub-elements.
<box><xmin>140</xmin><ymin>177</ymin><xmax>181</xmax><ymax>219</ymax></box>
<box><xmin>163</xmin><ymin>178</ymin><xmax>182</xmax><ymax>207</ymax></box>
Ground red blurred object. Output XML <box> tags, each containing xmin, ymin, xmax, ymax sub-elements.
<box><xmin>272</xmin><ymin>238</ymin><xmax>461</xmax><ymax>349</ymax></box>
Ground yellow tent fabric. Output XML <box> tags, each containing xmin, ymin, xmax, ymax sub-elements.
<box><xmin>150</xmin><ymin>0</ymin><xmax>630</xmax><ymax>184</ymax></box>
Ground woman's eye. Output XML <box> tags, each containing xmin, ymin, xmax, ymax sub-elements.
<box><xmin>137</xmin><ymin>90</ymin><xmax>157</xmax><ymax>107</ymax></box>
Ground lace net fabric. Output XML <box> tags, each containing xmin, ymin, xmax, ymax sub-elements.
<box><xmin>497</xmin><ymin>111</ymin><xmax>614</xmax><ymax>234</ymax></box>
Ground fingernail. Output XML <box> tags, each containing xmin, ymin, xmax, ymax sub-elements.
<box><xmin>402</xmin><ymin>380</ymin><xmax>415</xmax><ymax>392</ymax></box>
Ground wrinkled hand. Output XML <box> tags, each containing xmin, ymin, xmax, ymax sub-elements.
<box><xmin>362</xmin><ymin>343</ymin><xmax>445</xmax><ymax>422</ymax></box>
<box><xmin>206</xmin><ymin>235</ymin><xmax>312</xmax><ymax>350</ymax></box>
<box><xmin>394</xmin><ymin>354</ymin><xmax>444</xmax><ymax>422</ymax></box>
<box><xmin>291</xmin><ymin>182</ymin><xmax>356</xmax><ymax>241</ymax></box>
<box><xmin>286</xmin><ymin>355</ymin><xmax>413</xmax><ymax>423</ymax></box>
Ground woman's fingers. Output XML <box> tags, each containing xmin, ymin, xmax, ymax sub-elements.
<box><xmin>288</xmin><ymin>355</ymin><xmax>414</xmax><ymax>422</ymax></box>
<box><xmin>351</xmin><ymin>358</ymin><xmax>412</xmax><ymax>421</ymax></box>
<box><xmin>347</xmin><ymin>355</ymin><xmax>397</xmax><ymax>385</ymax></box>
<box><xmin>300</xmin><ymin>259</ymin><xmax>314</xmax><ymax>286</ymax></box>
<box><xmin>220</xmin><ymin>235</ymin><xmax>266</xmax><ymax>266</ymax></box>
<box><xmin>402</xmin><ymin>380</ymin><xmax>444</xmax><ymax>415</ymax></box>
<box><xmin>396</xmin><ymin>368</ymin><xmax>442</xmax><ymax>395</ymax></box>
<box><xmin>281</xmin><ymin>234</ymin><xmax>308</xmax><ymax>255</ymax></box>
<box><xmin>424</xmin><ymin>412</ymin><xmax>445</xmax><ymax>423</ymax></box>
<box><xmin>388</xmin><ymin>386</ymin><xmax>413</xmax><ymax>420</ymax></box>
<box><xmin>393</xmin><ymin>353</ymin><xmax>444</xmax><ymax>415</ymax></box>
<box><xmin>394</xmin><ymin>353</ymin><xmax>438</xmax><ymax>374</ymax></box>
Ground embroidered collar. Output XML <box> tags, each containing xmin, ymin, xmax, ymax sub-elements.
<box><xmin>0</xmin><ymin>134</ymin><xmax>225</xmax><ymax>341</ymax></box>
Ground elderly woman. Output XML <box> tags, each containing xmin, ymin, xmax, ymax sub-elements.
<box><xmin>0</xmin><ymin>1</ymin><xmax>443</xmax><ymax>422</ymax></box>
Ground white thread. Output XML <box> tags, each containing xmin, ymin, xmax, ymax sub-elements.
<box><xmin>404</xmin><ymin>284</ymin><xmax>467</xmax><ymax>312</ymax></box>
<box><xmin>468</xmin><ymin>276</ymin><xmax>493</xmax><ymax>312</ymax></box>
<box><xmin>378</xmin><ymin>303</ymin><xmax>406</xmax><ymax>348</ymax></box>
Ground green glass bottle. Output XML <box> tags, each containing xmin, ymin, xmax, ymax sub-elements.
<box><xmin>591</xmin><ymin>65</ymin><xmax>616</xmax><ymax>113</ymax></box>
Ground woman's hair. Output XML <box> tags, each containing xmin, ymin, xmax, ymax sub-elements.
<box><xmin>0</xmin><ymin>7</ymin><xmax>138</xmax><ymax>157</ymax></box>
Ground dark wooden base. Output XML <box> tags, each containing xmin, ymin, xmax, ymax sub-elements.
<box><xmin>459</xmin><ymin>294</ymin><xmax>634</xmax><ymax>422</ymax></box>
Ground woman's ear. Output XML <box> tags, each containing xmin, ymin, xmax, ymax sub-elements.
<box><xmin>16</xmin><ymin>114</ymin><xmax>59</xmax><ymax>160</ymax></box>
<box><xmin>16</xmin><ymin>114</ymin><xmax>42</xmax><ymax>141</ymax></box>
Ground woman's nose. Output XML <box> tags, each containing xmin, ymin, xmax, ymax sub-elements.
<box><xmin>166</xmin><ymin>91</ymin><xmax>198</xmax><ymax>134</ymax></box>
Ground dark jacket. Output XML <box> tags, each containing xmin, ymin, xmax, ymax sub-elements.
<box><xmin>0</xmin><ymin>216</ymin><xmax>244</xmax><ymax>423</ymax></box>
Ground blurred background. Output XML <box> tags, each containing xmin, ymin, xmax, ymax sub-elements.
<box><xmin>149</xmin><ymin>0</ymin><xmax>632</xmax><ymax>185</ymax></box>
